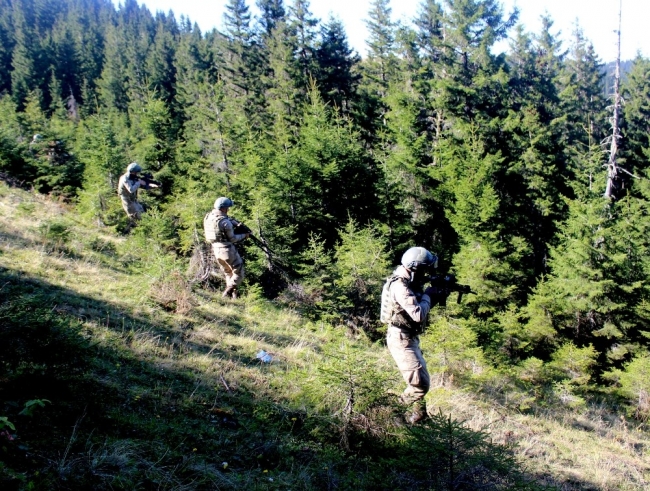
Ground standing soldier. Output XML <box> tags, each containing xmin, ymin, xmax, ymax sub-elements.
<box><xmin>204</xmin><ymin>197</ymin><xmax>250</xmax><ymax>299</ymax></box>
<box><xmin>117</xmin><ymin>162</ymin><xmax>159</xmax><ymax>221</ymax></box>
<box><xmin>380</xmin><ymin>247</ymin><xmax>441</xmax><ymax>424</ymax></box>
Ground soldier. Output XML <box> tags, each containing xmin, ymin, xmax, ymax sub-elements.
<box><xmin>203</xmin><ymin>197</ymin><xmax>250</xmax><ymax>299</ymax></box>
<box><xmin>380</xmin><ymin>247</ymin><xmax>442</xmax><ymax>424</ymax></box>
<box><xmin>117</xmin><ymin>162</ymin><xmax>159</xmax><ymax>221</ymax></box>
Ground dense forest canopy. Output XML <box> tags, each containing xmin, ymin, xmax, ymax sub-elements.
<box><xmin>1</xmin><ymin>0</ymin><xmax>650</xmax><ymax>415</ymax></box>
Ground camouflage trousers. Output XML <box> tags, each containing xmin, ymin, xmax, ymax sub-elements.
<box><xmin>120</xmin><ymin>198</ymin><xmax>144</xmax><ymax>220</ymax></box>
<box><xmin>212</xmin><ymin>243</ymin><xmax>244</xmax><ymax>288</ymax></box>
<box><xmin>386</xmin><ymin>325</ymin><xmax>430</xmax><ymax>406</ymax></box>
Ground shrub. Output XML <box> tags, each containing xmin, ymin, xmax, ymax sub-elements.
<box><xmin>606</xmin><ymin>354</ymin><xmax>650</xmax><ymax>420</ymax></box>
<box><xmin>547</xmin><ymin>342</ymin><xmax>598</xmax><ymax>386</ymax></box>
<box><xmin>38</xmin><ymin>219</ymin><xmax>71</xmax><ymax>249</ymax></box>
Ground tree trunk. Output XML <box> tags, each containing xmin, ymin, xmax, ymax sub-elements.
<box><xmin>604</xmin><ymin>0</ymin><xmax>622</xmax><ymax>199</ymax></box>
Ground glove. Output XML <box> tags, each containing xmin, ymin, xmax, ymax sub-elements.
<box><xmin>424</xmin><ymin>286</ymin><xmax>450</xmax><ymax>306</ymax></box>
<box><xmin>424</xmin><ymin>286</ymin><xmax>438</xmax><ymax>298</ymax></box>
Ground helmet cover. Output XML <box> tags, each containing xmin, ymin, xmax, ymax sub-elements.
<box><xmin>401</xmin><ymin>247</ymin><xmax>438</xmax><ymax>271</ymax></box>
<box><xmin>214</xmin><ymin>197</ymin><xmax>234</xmax><ymax>209</ymax></box>
<box><xmin>127</xmin><ymin>162</ymin><xmax>142</xmax><ymax>173</ymax></box>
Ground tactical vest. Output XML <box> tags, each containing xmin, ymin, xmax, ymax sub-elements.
<box><xmin>117</xmin><ymin>174</ymin><xmax>138</xmax><ymax>202</ymax></box>
<box><xmin>203</xmin><ymin>211</ymin><xmax>230</xmax><ymax>243</ymax></box>
<box><xmin>380</xmin><ymin>274</ymin><xmax>425</xmax><ymax>333</ymax></box>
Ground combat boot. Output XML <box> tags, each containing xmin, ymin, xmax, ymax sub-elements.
<box><xmin>406</xmin><ymin>403</ymin><xmax>428</xmax><ymax>425</ymax></box>
<box><xmin>222</xmin><ymin>286</ymin><xmax>235</xmax><ymax>298</ymax></box>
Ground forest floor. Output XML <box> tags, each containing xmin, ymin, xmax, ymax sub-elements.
<box><xmin>0</xmin><ymin>181</ymin><xmax>648</xmax><ymax>490</ymax></box>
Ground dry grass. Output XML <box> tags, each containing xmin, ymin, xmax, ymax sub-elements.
<box><xmin>425</xmin><ymin>384</ymin><xmax>650</xmax><ymax>490</ymax></box>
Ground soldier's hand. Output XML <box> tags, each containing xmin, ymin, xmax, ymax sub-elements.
<box><xmin>424</xmin><ymin>286</ymin><xmax>450</xmax><ymax>306</ymax></box>
<box><xmin>424</xmin><ymin>286</ymin><xmax>438</xmax><ymax>298</ymax></box>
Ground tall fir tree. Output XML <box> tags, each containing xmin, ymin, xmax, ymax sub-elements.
<box><xmin>287</xmin><ymin>0</ymin><xmax>319</xmax><ymax>96</ymax></box>
<box><xmin>10</xmin><ymin>0</ymin><xmax>40</xmax><ymax>109</ymax></box>
<box><xmin>559</xmin><ymin>26</ymin><xmax>607</xmax><ymax>178</ymax></box>
<box><xmin>314</xmin><ymin>16</ymin><xmax>360</xmax><ymax>113</ymax></box>
<box><xmin>620</xmin><ymin>55</ymin><xmax>650</xmax><ymax>178</ymax></box>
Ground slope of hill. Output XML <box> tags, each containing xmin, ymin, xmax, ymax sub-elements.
<box><xmin>0</xmin><ymin>182</ymin><xmax>648</xmax><ymax>490</ymax></box>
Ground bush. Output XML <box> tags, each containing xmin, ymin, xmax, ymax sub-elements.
<box><xmin>606</xmin><ymin>354</ymin><xmax>650</xmax><ymax>420</ymax></box>
<box><xmin>331</xmin><ymin>219</ymin><xmax>390</xmax><ymax>335</ymax></box>
<box><xmin>38</xmin><ymin>219</ymin><xmax>71</xmax><ymax>249</ymax></box>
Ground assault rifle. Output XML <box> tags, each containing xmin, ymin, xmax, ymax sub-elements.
<box><xmin>140</xmin><ymin>172</ymin><xmax>161</xmax><ymax>188</ymax></box>
<box><xmin>425</xmin><ymin>273</ymin><xmax>475</xmax><ymax>304</ymax></box>
<box><xmin>231</xmin><ymin>220</ymin><xmax>294</xmax><ymax>277</ymax></box>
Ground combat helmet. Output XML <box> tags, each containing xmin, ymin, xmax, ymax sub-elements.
<box><xmin>127</xmin><ymin>162</ymin><xmax>142</xmax><ymax>173</ymax></box>
<box><xmin>214</xmin><ymin>197</ymin><xmax>234</xmax><ymax>209</ymax></box>
<box><xmin>401</xmin><ymin>247</ymin><xmax>438</xmax><ymax>272</ymax></box>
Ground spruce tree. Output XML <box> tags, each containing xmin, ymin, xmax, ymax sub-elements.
<box><xmin>355</xmin><ymin>0</ymin><xmax>398</xmax><ymax>143</ymax></box>
<box><xmin>364</xmin><ymin>0</ymin><xmax>397</xmax><ymax>94</ymax></box>
<box><xmin>220</xmin><ymin>0</ymin><xmax>267</xmax><ymax>128</ymax></box>
<box><xmin>287</xmin><ymin>0</ymin><xmax>319</xmax><ymax>95</ymax></box>
<box><xmin>314</xmin><ymin>17</ymin><xmax>360</xmax><ymax>113</ymax></box>
<box><xmin>559</xmin><ymin>26</ymin><xmax>607</xmax><ymax>174</ymax></box>
<box><xmin>10</xmin><ymin>0</ymin><xmax>39</xmax><ymax>109</ymax></box>
<box><xmin>256</xmin><ymin>0</ymin><xmax>286</xmax><ymax>37</ymax></box>
<box><xmin>620</xmin><ymin>55</ymin><xmax>650</xmax><ymax>178</ymax></box>
<box><xmin>0</xmin><ymin>0</ymin><xmax>15</xmax><ymax>94</ymax></box>
<box><xmin>97</xmin><ymin>23</ymin><xmax>128</xmax><ymax>111</ymax></box>
<box><xmin>75</xmin><ymin>112</ymin><xmax>129</xmax><ymax>225</ymax></box>
<box><xmin>146</xmin><ymin>16</ymin><xmax>178</xmax><ymax>108</ymax></box>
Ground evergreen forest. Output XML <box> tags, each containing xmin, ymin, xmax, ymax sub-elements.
<box><xmin>1</xmin><ymin>0</ymin><xmax>650</xmax><ymax>488</ymax></box>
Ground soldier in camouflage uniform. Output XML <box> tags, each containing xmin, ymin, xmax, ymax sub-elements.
<box><xmin>381</xmin><ymin>247</ymin><xmax>441</xmax><ymax>424</ymax></box>
<box><xmin>204</xmin><ymin>197</ymin><xmax>250</xmax><ymax>299</ymax></box>
<box><xmin>117</xmin><ymin>162</ymin><xmax>158</xmax><ymax>220</ymax></box>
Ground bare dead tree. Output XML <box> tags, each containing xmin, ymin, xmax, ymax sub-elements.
<box><xmin>604</xmin><ymin>0</ymin><xmax>623</xmax><ymax>199</ymax></box>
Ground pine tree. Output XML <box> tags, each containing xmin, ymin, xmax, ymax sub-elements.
<box><xmin>67</xmin><ymin>0</ymin><xmax>109</xmax><ymax>110</ymax></box>
<box><xmin>499</xmin><ymin>25</ymin><xmax>569</xmax><ymax>279</ymax></box>
<box><xmin>332</xmin><ymin>218</ymin><xmax>390</xmax><ymax>333</ymax></box>
<box><xmin>242</xmin><ymin>87</ymin><xmax>379</xmax><ymax>249</ymax></box>
<box><xmin>0</xmin><ymin>95</ymin><xmax>31</xmax><ymax>180</ymax></box>
<box><xmin>263</xmin><ymin>18</ymin><xmax>301</xmax><ymax>126</ymax></box>
<box><xmin>414</xmin><ymin>0</ymin><xmax>444</xmax><ymax>63</ymax></box>
<box><xmin>128</xmin><ymin>92</ymin><xmax>175</xmax><ymax>178</ymax></box>
<box><xmin>49</xmin><ymin>19</ymin><xmax>81</xmax><ymax>110</ymax></box>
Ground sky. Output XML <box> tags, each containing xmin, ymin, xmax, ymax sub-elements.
<box><xmin>115</xmin><ymin>0</ymin><xmax>649</xmax><ymax>62</ymax></box>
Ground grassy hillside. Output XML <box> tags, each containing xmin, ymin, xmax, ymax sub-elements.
<box><xmin>0</xmin><ymin>182</ymin><xmax>648</xmax><ymax>490</ymax></box>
